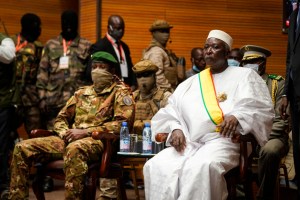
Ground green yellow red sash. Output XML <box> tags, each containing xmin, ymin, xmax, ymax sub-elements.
<box><xmin>198</xmin><ymin>68</ymin><xmax>224</xmax><ymax>131</ymax></box>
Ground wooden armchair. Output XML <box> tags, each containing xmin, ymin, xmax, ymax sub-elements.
<box><xmin>30</xmin><ymin>129</ymin><xmax>127</xmax><ymax>200</ymax></box>
<box><xmin>155</xmin><ymin>133</ymin><xmax>258</xmax><ymax>200</ymax></box>
<box><xmin>225</xmin><ymin>134</ymin><xmax>258</xmax><ymax>200</ymax></box>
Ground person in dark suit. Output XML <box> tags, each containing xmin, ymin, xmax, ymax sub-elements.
<box><xmin>88</xmin><ymin>15</ymin><xmax>137</xmax><ymax>91</ymax></box>
<box><xmin>280</xmin><ymin>1</ymin><xmax>300</xmax><ymax>197</ymax></box>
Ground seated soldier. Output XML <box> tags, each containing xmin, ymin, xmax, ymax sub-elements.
<box><xmin>118</xmin><ymin>59</ymin><xmax>172</xmax><ymax>190</ymax></box>
<box><xmin>132</xmin><ymin>59</ymin><xmax>172</xmax><ymax>136</ymax></box>
<box><xmin>240</xmin><ymin>45</ymin><xmax>289</xmax><ymax>200</ymax></box>
<box><xmin>8</xmin><ymin>51</ymin><xmax>135</xmax><ymax>200</ymax></box>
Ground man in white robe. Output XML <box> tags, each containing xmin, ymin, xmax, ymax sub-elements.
<box><xmin>143</xmin><ymin>30</ymin><xmax>274</xmax><ymax>200</ymax></box>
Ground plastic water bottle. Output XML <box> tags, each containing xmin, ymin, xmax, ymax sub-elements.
<box><xmin>142</xmin><ymin>122</ymin><xmax>152</xmax><ymax>154</ymax></box>
<box><xmin>120</xmin><ymin>121</ymin><xmax>130</xmax><ymax>152</ymax></box>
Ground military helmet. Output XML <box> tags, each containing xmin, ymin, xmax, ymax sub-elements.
<box><xmin>132</xmin><ymin>59</ymin><xmax>158</xmax><ymax>73</ymax></box>
<box><xmin>149</xmin><ymin>19</ymin><xmax>173</xmax><ymax>32</ymax></box>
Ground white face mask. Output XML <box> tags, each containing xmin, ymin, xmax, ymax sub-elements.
<box><xmin>227</xmin><ymin>59</ymin><xmax>240</xmax><ymax>67</ymax></box>
<box><xmin>243</xmin><ymin>63</ymin><xmax>259</xmax><ymax>72</ymax></box>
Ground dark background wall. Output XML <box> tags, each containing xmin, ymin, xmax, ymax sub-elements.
<box><xmin>1</xmin><ymin>0</ymin><xmax>289</xmax><ymax>76</ymax></box>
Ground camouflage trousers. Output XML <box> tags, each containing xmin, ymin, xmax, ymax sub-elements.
<box><xmin>98</xmin><ymin>178</ymin><xmax>118</xmax><ymax>199</ymax></box>
<box><xmin>9</xmin><ymin>136</ymin><xmax>104</xmax><ymax>200</ymax></box>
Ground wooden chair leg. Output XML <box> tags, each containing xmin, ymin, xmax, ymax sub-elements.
<box><xmin>32</xmin><ymin>164</ymin><xmax>46</xmax><ymax>200</ymax></box>
<box><xmin>280</xmin><ymin>163</ymin><xmax>290</xmax><ymax>188</ymax></box>
<box><xmin>84</xmin><ymin>169</ymin><xmax>99</xmax><ymax>200</ymax></box>
<box><xmin>118</xmin><ymin>176</ymin><xmax>127</xmax><ymax>200</ymax></box>
<box><xmin>226</xmin><ymin>177</ymin><xmax>237</xmax><ymax>200</ymax></box>
<box><xmin>243</xmin><ymin>171</ymin><xmax>254</xmax><ymax>200</ymax></box>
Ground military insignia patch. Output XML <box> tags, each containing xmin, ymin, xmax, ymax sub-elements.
<box><xmin>123</xmin><ymin>96</ymin><xmax>133</xmax><ymax>105</ymax></box>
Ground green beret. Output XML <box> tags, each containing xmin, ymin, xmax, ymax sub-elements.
<box><xmin>132</xmin><ymin>59</ymin><xmax>158</xmax><ymax>73</ymax></box>
<box><xmin>91</xmin><ymin>51</ymin><xmax>118</xmax><ymax>63</ymax></box>
<box><xmin>149</xmin><ymin>19</ymin><xmax>173</xmax><ymax>32</ymax></box>
<box><xmin>240</xmin><ymin>45</ymin><xmax>271</xmax><ymax>61</ymax></box>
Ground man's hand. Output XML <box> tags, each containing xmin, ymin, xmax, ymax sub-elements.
<box><xmin>170</xmin><ymin>129</ymin><xmax>186</xmax><ymax>153</ymax></box>
<box><xmin>217</xmin><ymin>115</ymin><xmax>239</xmax><ymax>138</ymax></box>
<box><xmin>64</xmin><ymin>129</ymin><xmax>89</xmax><ymax>143</ymax></box>
<box><xmin>279</xmin><ymin>96</ymin><xmax>289</xmax><ymax>119</ymax></box>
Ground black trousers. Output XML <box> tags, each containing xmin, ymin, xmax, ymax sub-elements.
<box><xmin>0</xmin><ymin>106</ymin><xmax>16</xmax><ymax>191</ymax></box>
<box><xmin>290</xmin><ymin>87</ymin><xmax>300</xmax><ymax>197</ymax></box>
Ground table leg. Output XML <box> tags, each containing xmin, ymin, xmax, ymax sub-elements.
<box><xmin>129</xmin><ymin>163</ymin><xmax>140</xmax><ymax>200</ymax></box>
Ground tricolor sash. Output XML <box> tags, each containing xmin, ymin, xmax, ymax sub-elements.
<box><xmin>198</xmin><ymin>68</ymin><xmax>224</xmax><ymax>130</ymax></box>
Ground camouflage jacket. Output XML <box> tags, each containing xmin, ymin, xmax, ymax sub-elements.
<box><xmin>11</xmin><ymin>34</ymin><xmax>43</xmax><ymax>106</ymax></box>
<box><xmin>132</xmin><ymin>87</ymin><xmax>171</xmax><ymax>135</ymax></box>
<box><xmin>143</xmin><ymin>39</ymin><xmax>178</xmax><ymax>91</ymax></box>
<box><xmin>36</xmin><ymin>35</ymin><xmax>91</xmax><ymax>108</ymax></box>
<box><xmin>262</xmin><ymin>73</ymin><xmax>289</xmax><ymax>143</ymax></box>
<box><xmin>54</xmin><ymin>82</ymin><xmax>135</xmax><ymax>139</ymax></box>
<box><xmin>0</xmin><ymin>33</ymin><xmax>17</xmax><ymax>108</ymax></box>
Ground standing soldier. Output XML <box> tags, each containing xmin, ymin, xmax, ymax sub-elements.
<box><xmin>36</xmin><ymin>10</ymin><xmax>92</xmax><ymax>130</ymax></box>
<box><xmin>11</xmin><ymin>13</ymin><xmax>43</xmax><ymax>134</ymax></box>
<box><xmin>0</xmin><ymin>33</ymin><xmax>16</xmax><ymax>200</ymax></box>
<box><xmin>132</xmin><ymin>59</ymin><xmax>172</xmax><ymax>136</ymax></box>
<box><xmin>36</xmin><ymin>10</ymin><xmax>91</xmax><ymax>191</ymax></box>
<box><xmin>143</xmin><ymin>19</ymin><xmax>185</xmax><ymax>92</ymax></box>
<box><xmin>240</xmin><ymin>45</ymin><xmax>289</xmax><ymax>200</ymax></box>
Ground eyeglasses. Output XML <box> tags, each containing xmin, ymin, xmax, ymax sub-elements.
<box><xmin>136</xmin><ymin>72</ymin><xmax>153</xmax><ymax>78</ymax></box>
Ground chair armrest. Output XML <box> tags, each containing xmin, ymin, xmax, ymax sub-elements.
<box><xmin>30</xmin><ymin>129</ymin><xmax>54</xmax><ymax>138</ymax></box>
<box><xmin>92</xmin><ymin>131</ymin><xmax>118</xmax><ymax>141</ymax></box>
<box><xmin>92</xmin><ymin>131</ymin><xmax>119</xmax><ymax>177</ymax></box>
<box><xmin>155</xmin><ymin>133</ymin><xmax>169</xmax><ymax>143</ymax></box>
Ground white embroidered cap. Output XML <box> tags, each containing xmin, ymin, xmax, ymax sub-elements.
<box><xmin>207</xmin><ymin>30</ymin><xmax>233</xmax><ymax>50</ymax></box>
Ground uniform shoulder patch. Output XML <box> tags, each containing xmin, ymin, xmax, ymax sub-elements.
<box><xmin>268</xmin><ymin>74</ymin><xmax>284</xmax><ymax>81</ymax></box>
<box><xmin>123</xmin><ymin>96</ymin><xmax>133</xmax><ymax>106</ymax></box>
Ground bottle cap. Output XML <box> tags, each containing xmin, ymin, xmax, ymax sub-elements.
<box><xmin>144</xmin><ymin>122</ymin><xmax>151</xmax><ymax>127</ymax></box>
<box><xmin>122</xmin><ymin>121</ymin><xmax>127</xmax><ymax>126</ymax></box>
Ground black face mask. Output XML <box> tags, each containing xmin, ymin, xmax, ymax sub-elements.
<box><xmin>109</xmin><ymin>25</ymin><xmax>124</xmax><ymax>41</ymax></box>
<box><xmin>22</xmin><ymin>27</ymin><xmax>41</xmax><ymax>43</ymax></box>
<box><xmin>61</xmin><ymin>11</ymin><xmax>78</xmax><ymax>41</ymax></box>
<box><xmin>20</xmin><ymin>13</ymin><xmax>41</xmax><ymax>42</ymax></box>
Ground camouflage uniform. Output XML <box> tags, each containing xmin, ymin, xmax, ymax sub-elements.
<box><xmin>143</xmin><ymin>40</ymin><xmax>178</xmax><ymax>91</ymax></box>
<box><xmin>36</xmin><ymin>34</ymin><xmax>91</xmax><ymax>130</ymax></box>
<box><xmin>143</xmin><ymin>20</ymin><xmax>184</xmax><ymax>91</ymax></box>
<box><xmin>133</xmin><ymin>88</ymin><xmax>171</xmax><ymax>136</ymax></box>
<box><xmin>11</xmin><ymin>34</ymin><xmax>43</xmax><ymax>133</ymax></box>
<box><xmin>9</xmin><ymin>82</ymin><xmax>135</xmax><ymax>200</ymax></box>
